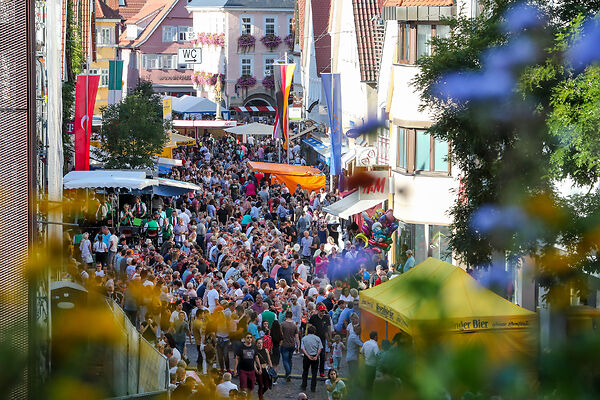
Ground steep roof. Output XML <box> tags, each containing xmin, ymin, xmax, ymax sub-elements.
<box><xmin>95</xmin><ymin>0</ymin><xmax>121</xmax><ymax>19</ymax></box>
<box><xmin>187</xmin><ymin>0</ymin><xmax>294</xmax><ymax>9</ymax></box>
<box><xmin>352</xmin><ymin>0</ymin><xmax>380</xmax><ymax>82</ymax></box>
<box><xmin>298</xmin><ymin>0</ymin><xmax>306</xmax><ymax>51</ymax></box>
<box><xmin>312</xmin><ymin>0</ymin><xmax>331</xmax><ymax>76</ymax></box>
<box><xmin>382</xmin><ymin>0</ymin><xmax>454</xmax><ymax>6</ymax></box>
<box><xmin>119</xmin><ymin>0</ymin><xmax>149</xmax><ymax>20</ymax></box>
<box><xmin>119</xmin><ymin>0</ymin><xmax>177</xmax><ymax>47</ymax></box>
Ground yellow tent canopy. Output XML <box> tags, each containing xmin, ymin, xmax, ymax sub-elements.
<box><xmin>247</xmin><ymin>161</ymin><xmax>326</xmax><ymax>192</ymax></box>
<box><xmin>360</xmin><ymin>258</ymin><xmax>537</xmax><ymax>358</ymax></box>
<box><xmin>159</xmin><ymin>130</ymin><xmax>196</xmax><ymax>158</ymax></box>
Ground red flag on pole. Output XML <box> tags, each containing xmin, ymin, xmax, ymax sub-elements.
<box><xmin>74</xmin><ymin>74</ymin><xmax>100</xmax><ymax>171</ymax></box>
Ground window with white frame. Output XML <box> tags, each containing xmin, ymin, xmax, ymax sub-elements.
<box><xmin>142</xmin><ymin>54</ymin><xmax>158</xmax><ymax>69</ymax></box>
<box><xmin>241</xmin><ymin>17</ymin><xmax>253</xmax><ymax>35</ymax></box>
<box><xmin>265</xmin><ymin>17</ymin><xmax>276</xmax><ymax>35</ymax></box>
<box><xmin>264</xmin><ymin>57</ymin><xmax>274</xmax><ymax>77</ymax></box>
<box><xmin>241</xmin><ymin>57</ymin><xmax>253</xmax><ymax>76</ymax></box>
<box><xmin>178</xmin><ymin>26</ymin><xmax>193</xmax><ymax>41</ymax></box>
<box><xmin>377</xmin><ymin>132</ymin><xmax>390</xmax><ymax>165</ymax></box>
<box><xmin>161</xmin><ymin>54</ymin><xmax>176</xmax><ymax>69</ymax></box>
<box><xmin>100</xmin><ymin>69</ymin><xmax>109</xmax><ymax>87</ymax></box>
<box><xmin>162</xmin><ymin>26</ymin><xmax>177</xmax><ymax>42</ymax></box>
<box><xmin>97</xmin><ymin>27</ymin><xmax>113</xmax><ymax>46</ymax></box>
<box><xmin>288</xmin><ymin>17</ymin><xmax>294</xmax><ymax>36</ymax></box>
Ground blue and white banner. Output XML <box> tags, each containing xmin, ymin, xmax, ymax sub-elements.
<box><xmin>322</xmin><ymin>73</ymin><xmax>342</xmax><ymax>175</ymax></box>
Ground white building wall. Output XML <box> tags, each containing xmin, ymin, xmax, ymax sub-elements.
<box><xmin>191</xmin><ymin>10</ymin><xmax>227</xmax><ymax>99</ymax></box>
<box><xmin>301</xmin><ymin>0</ymin><xmax>321</xmax><ymax>109</ymax></box>
<box><xmin>376</xmin><ymin>20</ymin><xmax>398</xmax><ymax>118</ymax></box>
<box><xmin>389</xmin><ymin>64</ymin><xmax>433</xmax><ymax>123</ymax></box>
<box><xmin>332</xmin><ymin>0</ymin><xmax>368</xmax><ymax>129</ymax></box>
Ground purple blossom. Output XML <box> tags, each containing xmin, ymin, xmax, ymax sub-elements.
<box><xmin>260</xmin><ymin>34</ymin><xmax>282</xmax><ymax>50</ymax></box>
<box><xmin>262</xmin><ymin>75</ymin><xmax>274</xmax><ymax>90</ymax></box>
<box><xmin>237</xmin><ymin>75</ymin><xmax>257</xmax><ymax>88</ymax></box>
<box><xmin>433</xmin><ymin>69</ymin><xmax>515</xmax><ymax>103</ymax></box>
<box><xmin>345</xmin><ymin>117</ymin><xmax>386</xmax><ymax>138</ymax></box>
<box><xmin>566</xmin><ymin>18</ymin><xmax>600</xmax><ymax>74</ymax></box>
<box><xmin>238</xmin><ymin>34</ymin><xmax>256</xmax><ymax>49</ymax></box>
<box><xmin>470</xmin><ymin>204</ymin><xmax>527</xmax><ymax>235</ymax></box>
<box><xmin>501</xmin><ymin>2</ymin><xmax>546</xmax><ymax>33</ymax></box>
<box><xmin>482</xmin><ymin>37</ymin><xmax>538</xmax><ymax>70</ymax></box>
<box><xmin>284</xmin><ymin>34</ymin><xmax>294</xmax><ymax>49</ymax></box>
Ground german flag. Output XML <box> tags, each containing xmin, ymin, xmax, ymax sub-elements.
<box><xmin>273</xmin><ymin>63</ymin><xmax>296</xmax><ymax>150</ymax></box>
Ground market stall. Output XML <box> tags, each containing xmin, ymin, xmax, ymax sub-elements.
<box><xmin>359</xmin><ymin>258</ymin><xmax>537</xmax><ymax>360</ymax></box>
<box><xmin>247</xmin><ymin>161</ymin><xmax>326</xmax><ymax>192</ymax></box>
<box><xmin>224</xmin><ymin>122</ymin><xmax>274</xmax><ymax>143</ymax></box>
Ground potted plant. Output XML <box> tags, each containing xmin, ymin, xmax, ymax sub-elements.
<box><xmin>237</xmin><ymin>75</ymin><xmax>257</xmax><ymax>89</ymax></box>
<box><xmin>238</xmin><ymin>34</ymin><xmax>256</xmax><ymax>51</ymax></box>
<box><xmin>260</xmin><ymin>34</ymin><xmax>282</xmax><ymax>50</ymax></box>
<box><xmin>262</xmin><ymin>75</ymin><xmax>274</xmax><ymax>90</ymax></box>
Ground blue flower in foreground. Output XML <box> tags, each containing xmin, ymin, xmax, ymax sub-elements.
<box><xmin>346</xmin><ymin>118</ymin><xmax>386</xmax><ymax>138</ymax></box>
<box><xmin>433</xmin><ymin>69</ymin><xmax>514</xmax><ymax>103</ymax></box>
<box><xmin>566</xmin><ymin>18</ymin><xmax>600</xmax><ymax>74</ymax></box>
<box><xmin>482</xmin><ymin>37</ymin><xmax>537</xmax><ymax>71</ymax></box>
<box><xmin>474</xmin><ymin>262</ymin><xmax>512</xmax><ymax>290</ymax></box>
<box><xmin>470</xmin><ymin>204</ymin><xmax>527</xmax><ymax>235</ymax></box>
<box><xmin>502</xmin><ymin>2</ymin><xmax>545</xmax><ymax>33</ymax></box>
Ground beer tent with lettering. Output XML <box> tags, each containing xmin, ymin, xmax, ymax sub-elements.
<box><xmin>359</xmin><ymin>258</ymin><xmax>537</xmax><ymax>360</ymax></box>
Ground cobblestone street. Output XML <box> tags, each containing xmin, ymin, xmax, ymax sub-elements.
<box><xmin>186</xmin><ymin>344</ymin><xmax>338</xmax><ymax>399</ymax></box>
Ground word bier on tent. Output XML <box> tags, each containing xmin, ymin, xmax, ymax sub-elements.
<box><xmin>358</xmin><ymin>170</ymin><xmax>390</xmax><ymax>201</ymax></box>
<box><xmin>178</xmin><ymin>48</ymin><xmax>202</xmax><ymax>64</ymax></box>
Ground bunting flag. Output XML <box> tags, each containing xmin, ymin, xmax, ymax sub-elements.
<box><xmin>108</xmin><ymin>60</ymin><xmax>123</xmax><ymax>104</ymax></box>
<box><xmin>322</xmin><ymin>73</ymin><xmax>342</xmax><ymax>176</ymax></box>
<box><xmin>74</xmin><ymin>74</ymin><xmax>100</xmax><ymax>171</ymax></box>
<box><xmin>273</xmin><ymin>63</ymin><xmax>296</xmax><ymax>150</ymax></box>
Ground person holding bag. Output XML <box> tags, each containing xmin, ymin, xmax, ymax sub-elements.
<box><xmin>255</xmin><ymin>337</ymin><xmax>273</xmax><ymax>400</ymax></box>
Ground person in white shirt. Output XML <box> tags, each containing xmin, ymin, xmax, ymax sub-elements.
<box><xmin>216</xmin><ymin>372</ymin><xmax>238</xmax><ymax>398</ymax></box>
<box><xmin>296</xmin><ymin>260</ymin><xmax>309</xmax><ymax>282</ymax></box>
<box><xmin>206</xmin><ymin>283</ymin><xmax>220</xmax><ymax>313</ymax></box>
<box><xmin>361</xmin><ymin>331</ymin><xmax>380</xmax><ymax>392</ymax></box>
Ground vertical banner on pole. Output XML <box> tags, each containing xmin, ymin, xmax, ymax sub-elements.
<box><xmin>322</xmin><ymin>73</ymin><xmax>342</xmax><ymax>176</ymax></box>
<box><xmin>74</xmin><ymin>74</ymin><xmax>100</xmax><ymax>171</ymax></box>
<box><xmin>163</xmin><ymin>98</ymin><xmax>172</xmax><ymax>120</ymax></box>
<box><xmin>273</xmin><ymin>63</ymin><xmax>296</xmax><ymax>150</ymax></box>
<box><xmin>108</xmin><ymin>60</ymin><xmax>123</xmax><ymax>104</ymax></box>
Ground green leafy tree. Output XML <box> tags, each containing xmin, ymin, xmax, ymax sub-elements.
<box><xmin>414</xmin><ymin>0</ymin><xmax>600</xmax><ymax>293</ymax></box>
<box><xmin>98</xmin><ymin>81</ymin><xmax>168</xmax><ymax>169</ymax></box>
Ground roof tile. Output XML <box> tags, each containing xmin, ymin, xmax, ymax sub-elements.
<box><xmin>352</xmin><ymin>0</ymin><xmax>381</xmax><ymax>82</ymax></box>
<box><xmin>382</xmin><ymin>0</ymin><xmax>454</xmax><ymax>6</ymax></box>
<box><xmin>311</xmin><ymin>0</ymin><xmax>331</xmax><ymax>75</ymax></box>
<box><xmin>119</xmin><ymin>0</ymin><xmax>149</xmax><ymax>20</ymax></box>
<box><xmin>95</xmin><ymin>0</ymin><xmax>121</xmax><ymax>19</ymax></box>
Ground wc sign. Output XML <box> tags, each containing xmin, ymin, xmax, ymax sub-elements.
<box><xmin>178</xmin><ymin>48</ymin><xmax>202</xmax><ymax>64</ymax></box>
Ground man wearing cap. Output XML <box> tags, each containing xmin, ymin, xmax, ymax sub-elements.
<box><xmin>403</xmin><ymin>250</ymin><xmax>416</xmax><ymax>272</ymax></box>
<box><xmin>308</xmin><ymin>303</ymin><xmax>331</xmax><ymax>377</ymax></box>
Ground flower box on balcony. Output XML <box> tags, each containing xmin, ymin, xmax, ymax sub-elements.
<box><xmin>238</xmin><ymin>34</ymin><xmax>256</xmax><ymax>51</ymax></box>
<box><xmin>260</xmin><ymin>34</ymin><xmax>282</xmax><ymax>50</ymax></box>
<box><xmin>237</xmin><ymin>75</ymin><xmax>257</xmax><ymax>89</ymax></box>
<box><xmin>262</xmin><ymin>75</ymin><xmax>274</xmax><ymax>90</ymax></box>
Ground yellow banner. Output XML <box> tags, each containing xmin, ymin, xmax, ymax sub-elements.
<box><xmin>163</xmin><ymin>98</ymin><xmax>172</xmax><ymax>120</ymax></box>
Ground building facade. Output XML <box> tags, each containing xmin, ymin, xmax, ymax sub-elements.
<box><xmin>186</xmin><ymin>0</ymin><xmax>294</xmax><ymax>108</ymax></box>
<box><xmin>120</xmin><ymin>0</ymin><xmax>195</xmax><ymax>96</ymax></box>
<box><xmin>378</xmin><ymin>1</ymin><xmax>459</xmax><ymax>265</ymax></box>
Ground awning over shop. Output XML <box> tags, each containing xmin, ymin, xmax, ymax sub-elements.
<box><xmin>167</xmin><ymin>131</ymin><xmax>196</xmax><ymax>147</ymax></box>
<box><xmin>323</xmin><ymin>191</ymin><xmax>383</xmax><ymax>219</ymax></box>
<box><xmin>153</xmin><ymin>178</ymin><xmax>201</xmax><ymax>196</ymax></box>
<box><xmin>157</xmin><ymin>157</ymin><xmax>183</xmax><ymax>167</ymax></box>
<box><xmin>63</xmin><ymin>170</ymin><xmax>158</xmax><ymax>190</ymax></box>
<box><xmin>232</xmin><ymin>106</ymin><xmax>276</xmax><ymax>112</ymax></box>
<box><xmin>224</xmin><ymin>122</ymin><xmax>274</xmax><ymax>136</ymax></box>
<box><xmin>359</xmin><ymin>258</ymin><xmax>537</xmax><ymax>360</ymax></box>
<box><xmin>247</xmin><ymin>161</ymin><xmax>326</xmax><ymax>192</ymax></box>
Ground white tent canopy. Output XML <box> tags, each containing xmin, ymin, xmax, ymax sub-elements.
<box><xmin>224</xmin><ymin>122</ymin><xmax>274</xmax><ymax>136</ymax></box>
<box><xmin>156</xmin><ymin>178</ymin><xmax>201</xmax><ymax>191</ymax></box>
<box><xmin>323</xmin><ymin>191</ymin><xmax>384</xmax><ymax>220</ymax></box>
<box><xmin>64</xmin><ymin>170</ymin><xmax>158</xmax><ymax>190</ymax></box>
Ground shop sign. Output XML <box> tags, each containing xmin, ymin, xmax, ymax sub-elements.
<box><xmin>357</xmin><ymin>147</ymin><xmax>377</xmax><ymax>166</ymax></box>
<box><xmin>289</xmin><ymin>107</ymin><xmax>302</xmax><ymax>120</ymax></box>
<box><xmin>358</xmin><ymin>170</ymin><xmax>389</xmax><ymax>201</ymax></box>
<box><xmin>178</xmin><ymin>48</ymin><xmax>202</xmax><ymax>64</ymax></box>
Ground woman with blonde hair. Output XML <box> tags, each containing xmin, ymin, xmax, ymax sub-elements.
<box><xmin>80</xmin><ymin>232</ymin><xmax>93</xmax><ymax>266</ymax></box>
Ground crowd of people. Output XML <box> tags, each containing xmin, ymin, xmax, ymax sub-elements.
<box><xmin>67</xmin><ymin>132</ymin><xmax>417</xmax><ymax>399</ymax></box>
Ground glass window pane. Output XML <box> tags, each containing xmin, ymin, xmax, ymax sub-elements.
<box><xmin>397</xmin><ymin>127</ymin><xmax>405</xmax><ymax>168</ymax></box>
<box><xmin>436</xmin><ymin>25</ymin><xmax>450</xmax><ymax>39</ymax></box>
<box><xmin>428</xmin><ymin>225</ymin><xmax>452</xmax><ymax>262</ymax></box>
<box><xmin>417</xmin><ymin>25</ymin><xmax>432</xmax><ymax>59</ymax></box>
<box><xmin>398</xmin><ymin>23</ymin><xmax>410</xmax><ymax>62</ymax></box>
<box><xmin>416</xmin><ymin>130</ymin><xmax>430</xmax><ymax>171</ymax></box>
<box><xmin>434</xmin><ymin>138</ymin><xmax>448</xmax><ymax>172</ymax></box>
